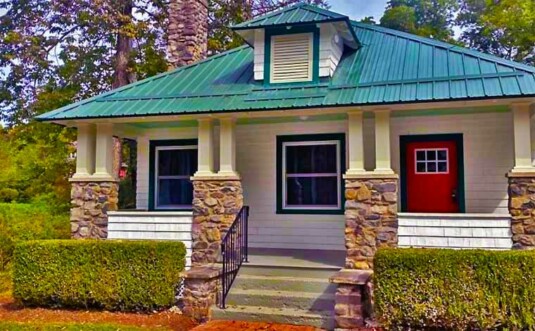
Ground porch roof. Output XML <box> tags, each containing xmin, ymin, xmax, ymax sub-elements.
<box><xmin>37</xmin><ymin>21</ymin><xmax>535</xmax><ymax>122</ymax></box>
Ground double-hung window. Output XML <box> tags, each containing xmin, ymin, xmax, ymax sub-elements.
<box><xmin>277</xmin><ymin>134</ymin><xmax>345</xmax><ymax>214</ymax></box>
<box><xmin>150</xmin><ymin>140</ymin><xmax>197</xmax><ymax>210</ymax></box>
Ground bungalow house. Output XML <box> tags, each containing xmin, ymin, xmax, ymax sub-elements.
<box><xmin>37</xmin><ymin>3</ymin><xmax>535</xmax><ymax>329</ymax></box>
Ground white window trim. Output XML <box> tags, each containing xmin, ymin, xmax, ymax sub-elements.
<box><xmin>414</xmin><ymin>148</ymin><xmax>449</xmax><ymax>174</ymax></box>
<box><xmin>282</xmin><ymin>140</ymin><xmax>342</xmax><ymax>210</ymax></box>
<box><xmin>155</xmin><ymin>145</ymin><xmax>197</xmax><ymax>210</ymax></box>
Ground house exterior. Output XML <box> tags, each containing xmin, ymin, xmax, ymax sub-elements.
<box><xmin>37</xmin><ymin>3</ymin><xmax>535</xmax><ymax>329</ymax></box>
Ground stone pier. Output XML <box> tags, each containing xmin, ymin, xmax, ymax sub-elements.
<box><xmin>508</xmin><ymin>173</ymin><xmax>535</xmax><ymax>250</ymax></box>
<box><xmin>70</xmin><ymin>180</ymin><xmax>119</xmax><ymax>239</ymax></box>
<box><xmin>191</xmin><ymin>178</ymin><xmax>243</xmax><ymax>266</ymax></box>
<box><xmin>344</xmin><ymin>175</ymin><xmax>399</xmax><ymax>270</ymax></box>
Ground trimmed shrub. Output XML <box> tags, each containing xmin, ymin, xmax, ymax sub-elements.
<box><xmin>375</xmin><ymin>248</ymin><xmax>535</xmax><ymax>330</ymax></box>
<box><xmin>13</xmin><ymin>240</ymin><xmax>186</xmax><ymax>311</ymax></box>
<box><xmin>0</xmin><ymin>188</ymin><xmax>19</xmax><ymax>202</ymax></box>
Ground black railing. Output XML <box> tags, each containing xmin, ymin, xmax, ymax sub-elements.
<box><xmin>219</xmin><ymin>206</ymin><xmax>249</xmax><ymax>309</ymax></box>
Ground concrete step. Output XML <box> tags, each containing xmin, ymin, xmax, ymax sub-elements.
<box><xmin>240</xmin><ymin>264</ymin><xmax>339</xmax><ymax>279</ymax></box>
<box><xmin>232</xmin><ymin>274</ymin><xmax>337</xmax><ymax>293</ymax></box>
<box><xmin>212</xmin><ymin>305</ymin><xmax>335</xmax><ymax>330</ymax></box>
<box><xmin>226</xmin><ymin>289</ymin><xmax>335</xmax><ymax>312</ymax></box>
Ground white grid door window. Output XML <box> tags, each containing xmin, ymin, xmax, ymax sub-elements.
<box><xmin>415</xmin><ymin>148</ymin><xmax>449</xmax><ymax>174</ymax></box>
<box><xmin>155</xmin><ymin>145</ymin><xmax>197</xmax><ymax>209</ymax></box>
<box><xmin>282</xmin><ymin>140</ymin><xmax>342</xmax><ymax>210</ymax></box>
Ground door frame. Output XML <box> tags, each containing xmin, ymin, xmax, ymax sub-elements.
<box><xmin>400</xmin><ymin>134</ymin><xmax>465</xmax><ymax>213</ymax></box>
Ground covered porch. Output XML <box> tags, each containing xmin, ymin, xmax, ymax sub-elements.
<box><xmin>68</xmin><ymin>100</ymin><xmax>535</xmax><ymax>267</ymax></box>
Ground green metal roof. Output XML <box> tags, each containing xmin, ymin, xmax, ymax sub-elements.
<box><xmin>231</xmin><ymin>3</ymin><xmax>347</xmax><ymax>30</ymax></box>
<box><xmin>37</xmin><ymin>21</ymin><xmax>535</xmax><ymax>122</ymax></box>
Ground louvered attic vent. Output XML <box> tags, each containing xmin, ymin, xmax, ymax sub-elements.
<box><xmin>270</xmin><ymin>33</ymin><xmax>313</xmax><ymax>83</ymax></box>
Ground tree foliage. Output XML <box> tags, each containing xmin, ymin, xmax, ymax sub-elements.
<box><xmin>457</xmin><ymin>0</ymin><xmax>535</xmax><ymax>64</ymax></box>
<box><xmin>0</xmin><ymin>0</ymin><xmax>168</xmax><ymax>125</ymax></box>
<box><xmin>380</xmin><ymin>0</ymin><xmax>459</xmax><ymax>42</ymax></box>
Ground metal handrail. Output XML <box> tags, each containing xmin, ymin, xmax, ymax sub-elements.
<box><xmin>219</xmin><ymin>206</ymin><xmax>249</xmax><ymax>309</ymax></box>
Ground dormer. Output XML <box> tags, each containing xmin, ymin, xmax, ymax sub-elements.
<box><xmin>232</xmin><ymin>3</ymin><xmax>360</xmax><ymax>85</ymax></box>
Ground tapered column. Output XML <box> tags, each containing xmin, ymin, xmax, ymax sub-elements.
<box><xmin>194</xmin><ymin>118</ymin><xmax>215</xmax><ymax>177</ymax></box>
<box><xmin>72</xmin><ymin>124</ymin><xmax>96</xmax><ymax>179</ymax></box>
<box><xmin>191</xmin><ymin>118</ymin><xmax>242</xmax><ymax>266</ymax></box>
<box><xmin>508</xmin><ymin>102</ymin><xmax>535</xmax><ymax>250</ymax></box>
<box><xmin>93</xmin><ymin>123</ymin><xmax>115</xmax><ymax>180</ymax></box>
<box><xmin>511</xmin><ymin>103</ymin><xmax>534</xmax><ymax>172</ymax></box>
<box><xmin>218</xmin><ymin>117</ymin><xmax>239</xmax><ymax>178</ymax></box>
<box><xmin>70</xmin><ymin>122</ymin><xmax>118</xmax><ymax>240</ymax></box>
<box><xmin>374</xmin><ymin>110</ymin><xmax>394</xmax><ymax>174</ymax></box>
<box><xmin>346</xmin><ymin>111</ymin><xmax>365</xmax><ymax>175</ymax></box>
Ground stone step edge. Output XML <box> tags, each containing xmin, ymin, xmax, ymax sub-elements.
<box><xmin>243</xmin><ymin>262</ymin><xmax>342</xmax><ymax>271</ymax></box>
<box><xmin>235</xmin><ymin>274</ymin><xmax>333</xmax><ymax>283</ymax></box>
<box><xmin>227</xmin><ymin>288</ymin><xmax>336</xmax><ymax>300</ymax></box>
<box><xmin>214</xmin><ymin>304</ymin><xmax>334</xmax><ymax>319</ymax></box>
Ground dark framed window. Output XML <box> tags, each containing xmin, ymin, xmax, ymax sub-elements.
<box><xmin>149</xmin><ymin>139</ymin><xmax>197</xmax><ymax>210</ymax></box>
<box><xmin>276</xmin><ymin>133</ymin><xmax>345</xmax><ymax>214</ymax></box>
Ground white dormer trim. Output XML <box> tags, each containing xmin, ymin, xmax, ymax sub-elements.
<box><xmin>319</xmin><ymin>24</ymin><xmax>344</xmax><ymax>77</ymax></box>
<box><xmin>254</xmin><ymin>29</ymin><xmax>265</xmax><ymax>81</ymax></box>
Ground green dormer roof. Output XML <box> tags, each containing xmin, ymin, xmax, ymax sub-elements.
<box><xmin>232</xmin><ymin>3</ymin><xmax>360</xmax><ymax>49</ymax></box>
<box><xmin>232</xmin><ymin>3</ymin><xmax>347</xmax><ymax>30</ymax></box>
<box><xmin>36</xmin><ymin>19</ymin><xmax>535</xmax><ymax>122</ymax></box>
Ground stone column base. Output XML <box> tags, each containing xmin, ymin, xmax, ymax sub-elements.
<box><xmin>508</xmin><ymin>173</ymin><xmax>535</xmax><ymax>249</ymax></box>
<box><xmin>191</xmin><ymin>178</ymin><xmax>243</xmax><ymax>266</ymax></box>
<box><xmin>344</xmin><ymin>175</ymin><xmax>398</xmax><ymax>270</ymax></box>
<box><xmin>182</xmin><ymin>266</ymin><xmax>221</xmax><ymax>323</ymax></box>
<box><xmin>330</xmin><ymin>269</ymin><xmax>373</xmax><ymax>330</ymax></box>
<box><xmin>70</xmin><ymin>180</ymin><xmax>119</xmax><ymax>239</ymax></box>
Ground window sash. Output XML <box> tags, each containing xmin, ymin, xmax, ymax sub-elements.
<box><xmin>155</xmin><ymin>145</ymin><xmax>197</xmax><ymax>209</ymax></box>
<box><xmin>282</xmin><ymin>140</ymin><xmax>341</xmax><ymax>210</ymax></box>
<box><xmin>414</xmin><ymin>148</ymin><xmax>449</xmax><ymax>174</ymax></box>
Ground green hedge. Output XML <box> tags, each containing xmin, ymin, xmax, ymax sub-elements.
<box><xmin>375</xmin><ymin>248</ymin><xmax>535</xmax><ymax>330</ymax></box>
<box><xmin>13</xmin><ymin>240</ymin><xmax>186</xmax><ymax>311</ymax></box>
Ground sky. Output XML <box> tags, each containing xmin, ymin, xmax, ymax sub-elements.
<box><xmin>329</xmin><ymin>0</ymin><xmax>388</xmax><ymax>22</ymax></box>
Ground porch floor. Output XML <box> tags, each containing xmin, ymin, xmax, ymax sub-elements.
<box><xmin>247</xmin><ymin>248</ymin><xmax>345</xmax><ymax>269</ymax></box>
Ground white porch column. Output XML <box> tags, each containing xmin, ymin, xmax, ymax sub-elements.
<box><xmin>511</xmin><ymin>103</ymin><xmax>535</xmax><ymax>172</ymax></box>
<box><xmin>218</xmin><ymin>117</ymin><xmax>239</xmax><ymax>177</ymax></box>
<box><xmin>194</xmin><ymin>118</ymin><xmax>215</xmax><ymax>177</ymax></box>
<box><xmin>93</xmin><ymin>123</ymin><xmax>115</xmax><ymax>180</ymax></box>
<box><xmin>346</xmin><ymin>111</ymin><xmax>365</xmax><ymax>174</ymax></box>
<box><xmin>374</xmin><ymin>110</ymin><xmax>394</xmax><ymax>174</ymax></box>
<box><xmin>72</xmin><ymin>123</ymin><xmax>96</xmax><ymax>179</ymax></box>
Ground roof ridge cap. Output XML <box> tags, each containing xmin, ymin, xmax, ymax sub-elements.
<box><xmin>351</xmin><ymin>21</ymin><xmax>535</xmax><ymax>73</ymax></box>
<box><xmin>36</xmin><ymin>45</ymin><xmax>252</xmax><ymax>120</ymax></box>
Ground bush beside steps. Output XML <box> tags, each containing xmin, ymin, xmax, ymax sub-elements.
<box><xmin>374</xmin><ymin>248</ymin><xmax>535</xmax><ymax>330</ymax></box>
<box><xmin>13</xmin><ymin>240</ymin><xmax>186</xmax><ymax>312</ymax></box>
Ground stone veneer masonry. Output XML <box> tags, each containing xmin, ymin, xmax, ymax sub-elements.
<box><xmin>182</xmin><ymin>179</ymin><xmax>243</xmax><ymax>322</ymax></box>
<box><xmin>508</xmin><ymin>174</ymin><xmax>535</xmax><ymax>249</ymax></box>
<box><xmin>70</xmin><ymin>181</ymin><xmax>119</xmax><ymax>239</ymax></box>
<box><xmin>191</xmin><ymin>179</ymin><xmax>244</xmax><ymax>265</ymax></box>
<box><xmin>167</xmin><ymin>0</ymin><xmax>208</xmax><ymax>68</ymax></box>
<box><xmin>344</xmin><ymin>176</ymin><xmax>399</xmax><ymax>270</ymax></box>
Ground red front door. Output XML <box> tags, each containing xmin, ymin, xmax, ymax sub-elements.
<box><xmin>406</xmin><ymin>140</ymin><xmax>459</xmax><ymax>213</ymax></box>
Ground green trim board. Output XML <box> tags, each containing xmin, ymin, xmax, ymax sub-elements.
<box><xmin>399</xmin><ymin>134</ymin><xmax>465</xmax><ymax>213</ymax></box>
<box><xmin>276</xmin><ymin>133</ymin><xmax>346</xmax><ymax>215</ymax></box>
<box><xmin>264</xmin><ymin>25</ymin><xmax>321</xmax><ymax>86</ymax></box>
<box><xmin>148</xmin><ymin>139</ymin><xmax>198</xmax><ymax>211</ymax></box>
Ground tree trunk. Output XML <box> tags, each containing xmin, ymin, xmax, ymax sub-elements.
<box><xmin>112</xmin><ymin>0</ymin><xmax>136</xmax><ymax>180</ymax></box>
